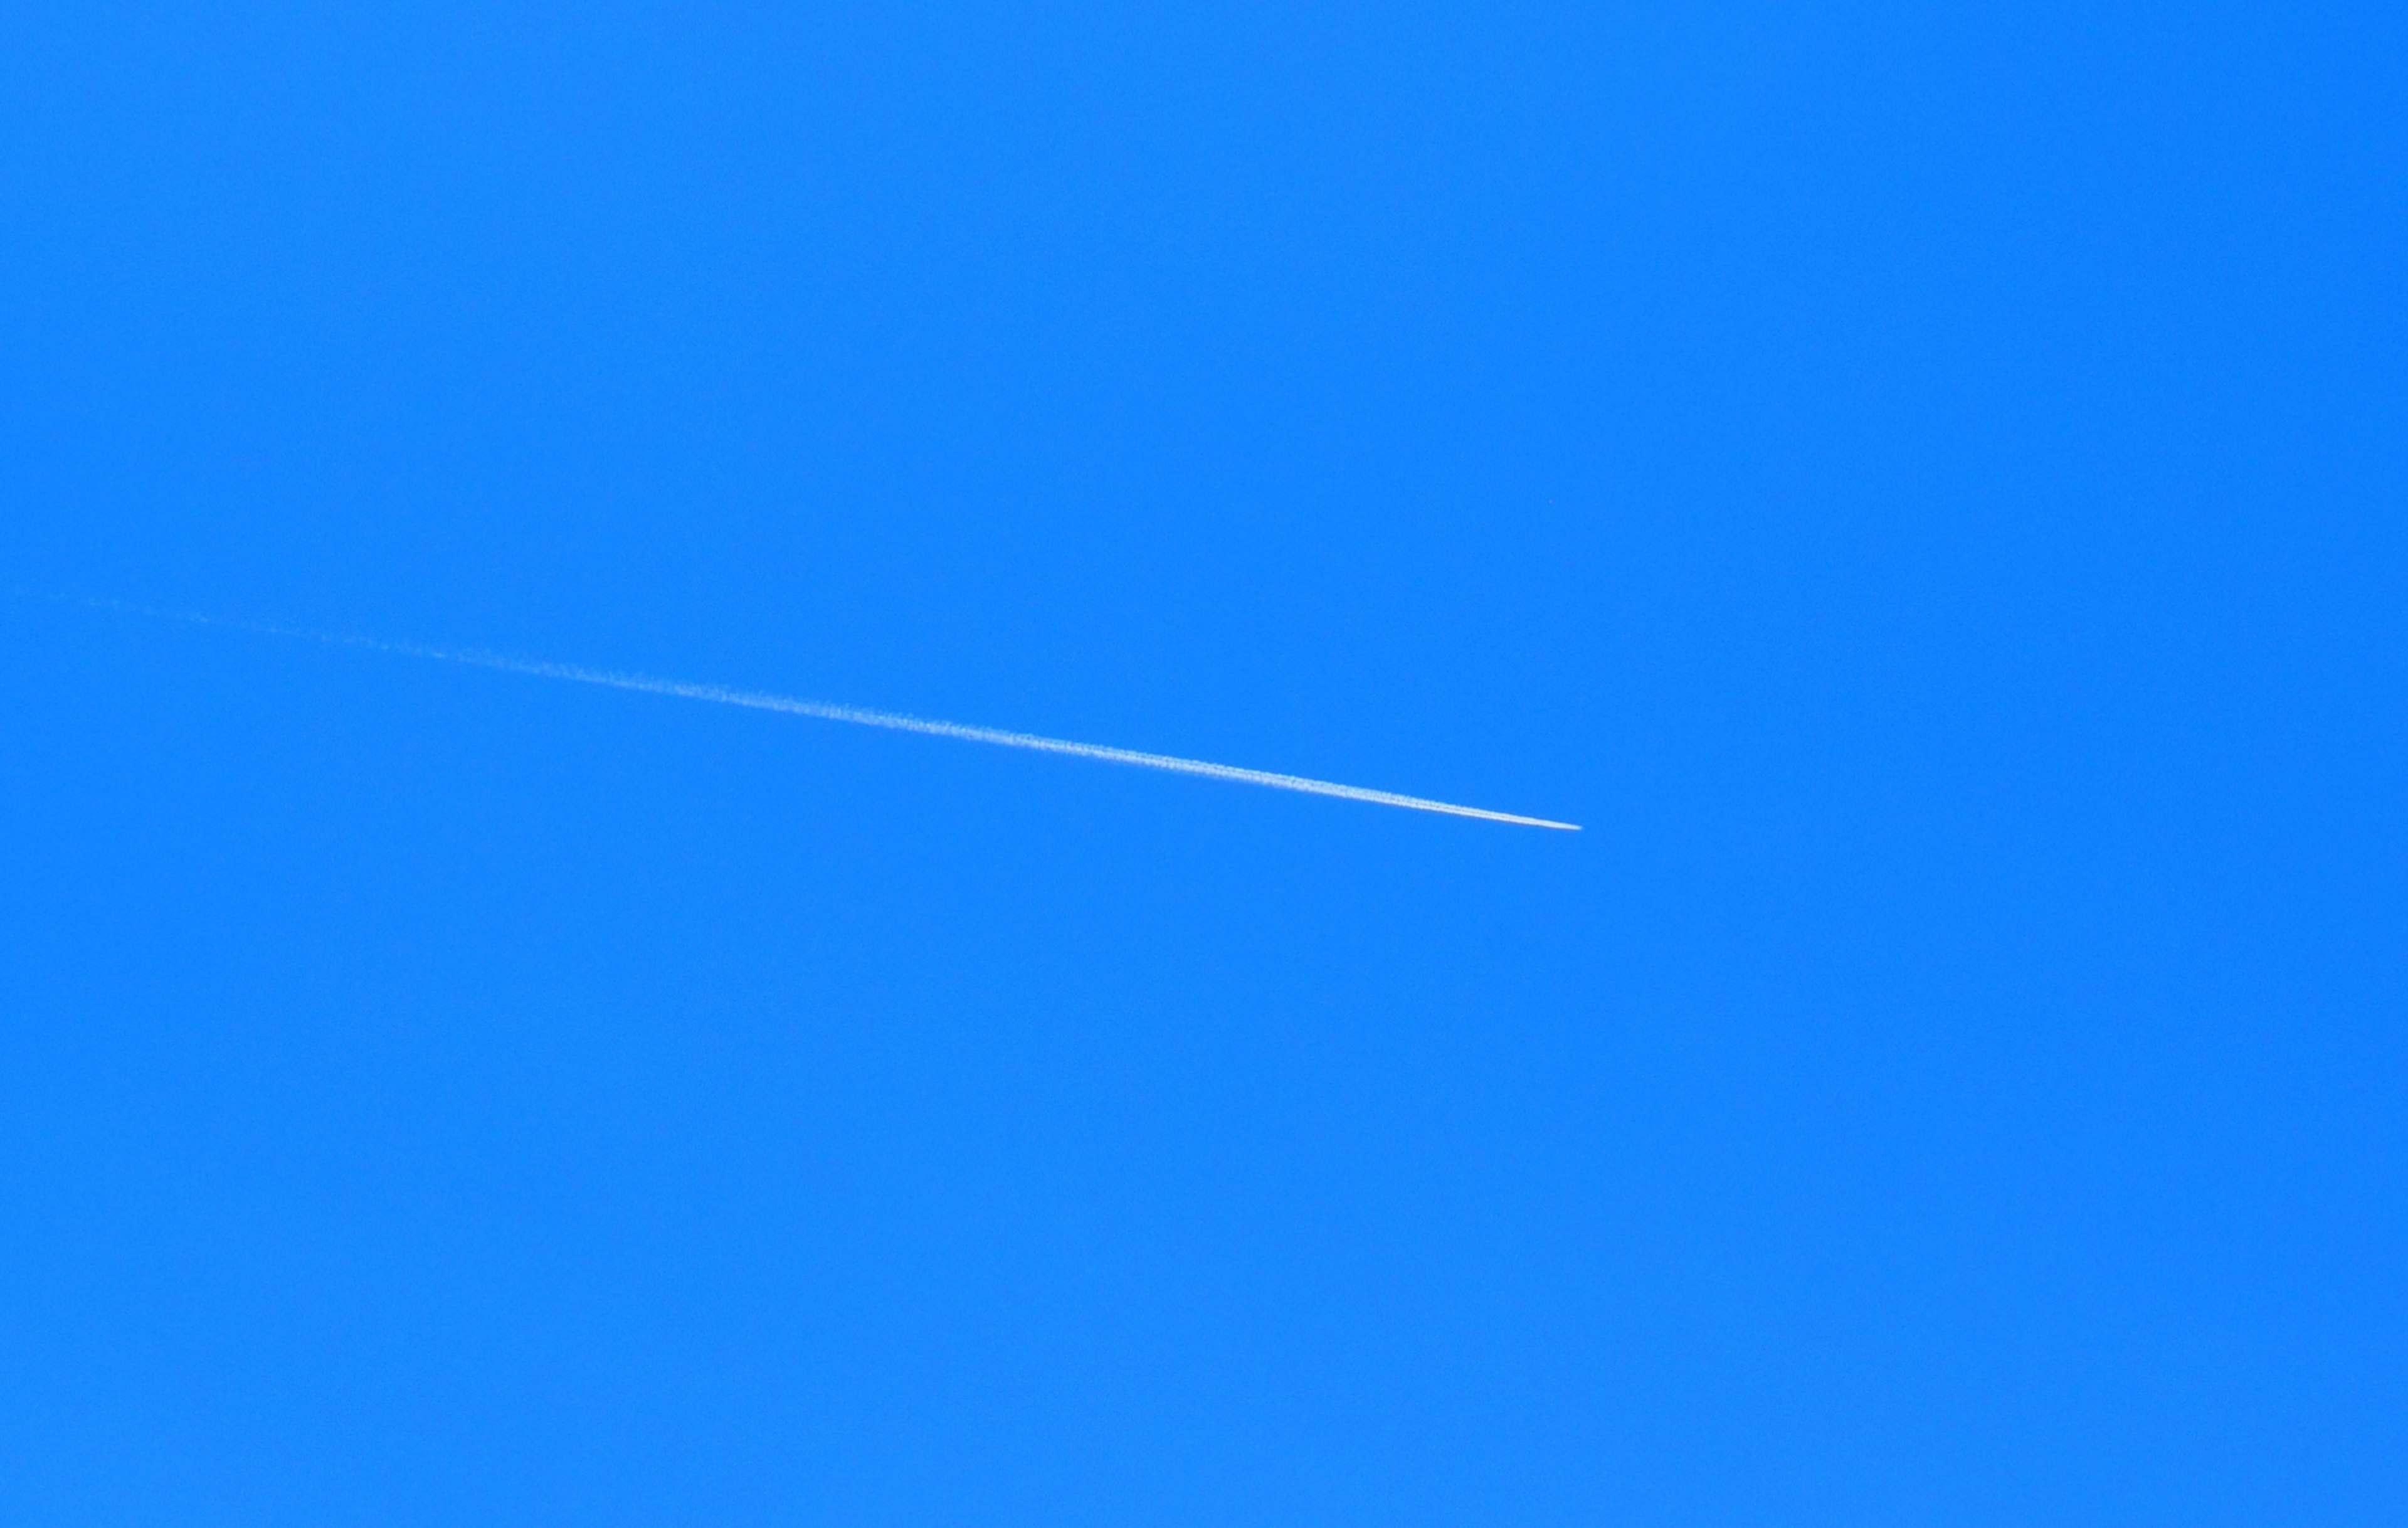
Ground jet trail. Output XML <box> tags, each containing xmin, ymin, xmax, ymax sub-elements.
<box><xmin>62</xmin><ymin>598</ymin><xmax>1581</xmax><ymax>831</ymax></box>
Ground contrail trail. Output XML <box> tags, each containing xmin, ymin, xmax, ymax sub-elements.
<box><xmin>53</xmin><ymin>598</ymin><xmax>1580</xmax><ymax>831</ymax></box>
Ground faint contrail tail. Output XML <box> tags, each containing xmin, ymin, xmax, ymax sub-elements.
<box><xmin>53</xmin><ymin>597</ymin><xmax>1582</xmax><ymax>831</ymax></box>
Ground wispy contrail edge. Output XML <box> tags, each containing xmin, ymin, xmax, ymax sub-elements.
<box><xmin>47</xmin><ymin>597</ymin><xmax>1582</xmax><ymax>831</ymax></box>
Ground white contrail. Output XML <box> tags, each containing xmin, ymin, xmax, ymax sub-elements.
<box><xmin>60</xmin><ymin>598</ymin><xmax>1580</xmax><ymax>831</ymax></box>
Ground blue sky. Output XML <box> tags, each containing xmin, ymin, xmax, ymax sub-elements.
<box><xmin>4</xmin><ymin>2</ymin><xmax>2402</xmax><ymax>1522</ymax></box>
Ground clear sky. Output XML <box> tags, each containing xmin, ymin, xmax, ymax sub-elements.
<box><xmin>3</xmin><ymin>2</ymin><xmax>2402</xmax><ymax>1522</ymax></box>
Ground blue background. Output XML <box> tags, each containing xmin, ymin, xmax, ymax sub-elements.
<box><xmin>4</xmin><ymin>2</ymin><xmax>2402</xmax><ymax>1521</ymax></box>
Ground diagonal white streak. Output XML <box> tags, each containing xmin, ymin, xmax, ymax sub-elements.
<box><xmin>65</xmin><ymin>598</ymin><xmax>1581</xmax><ymax>831</ymax></box>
